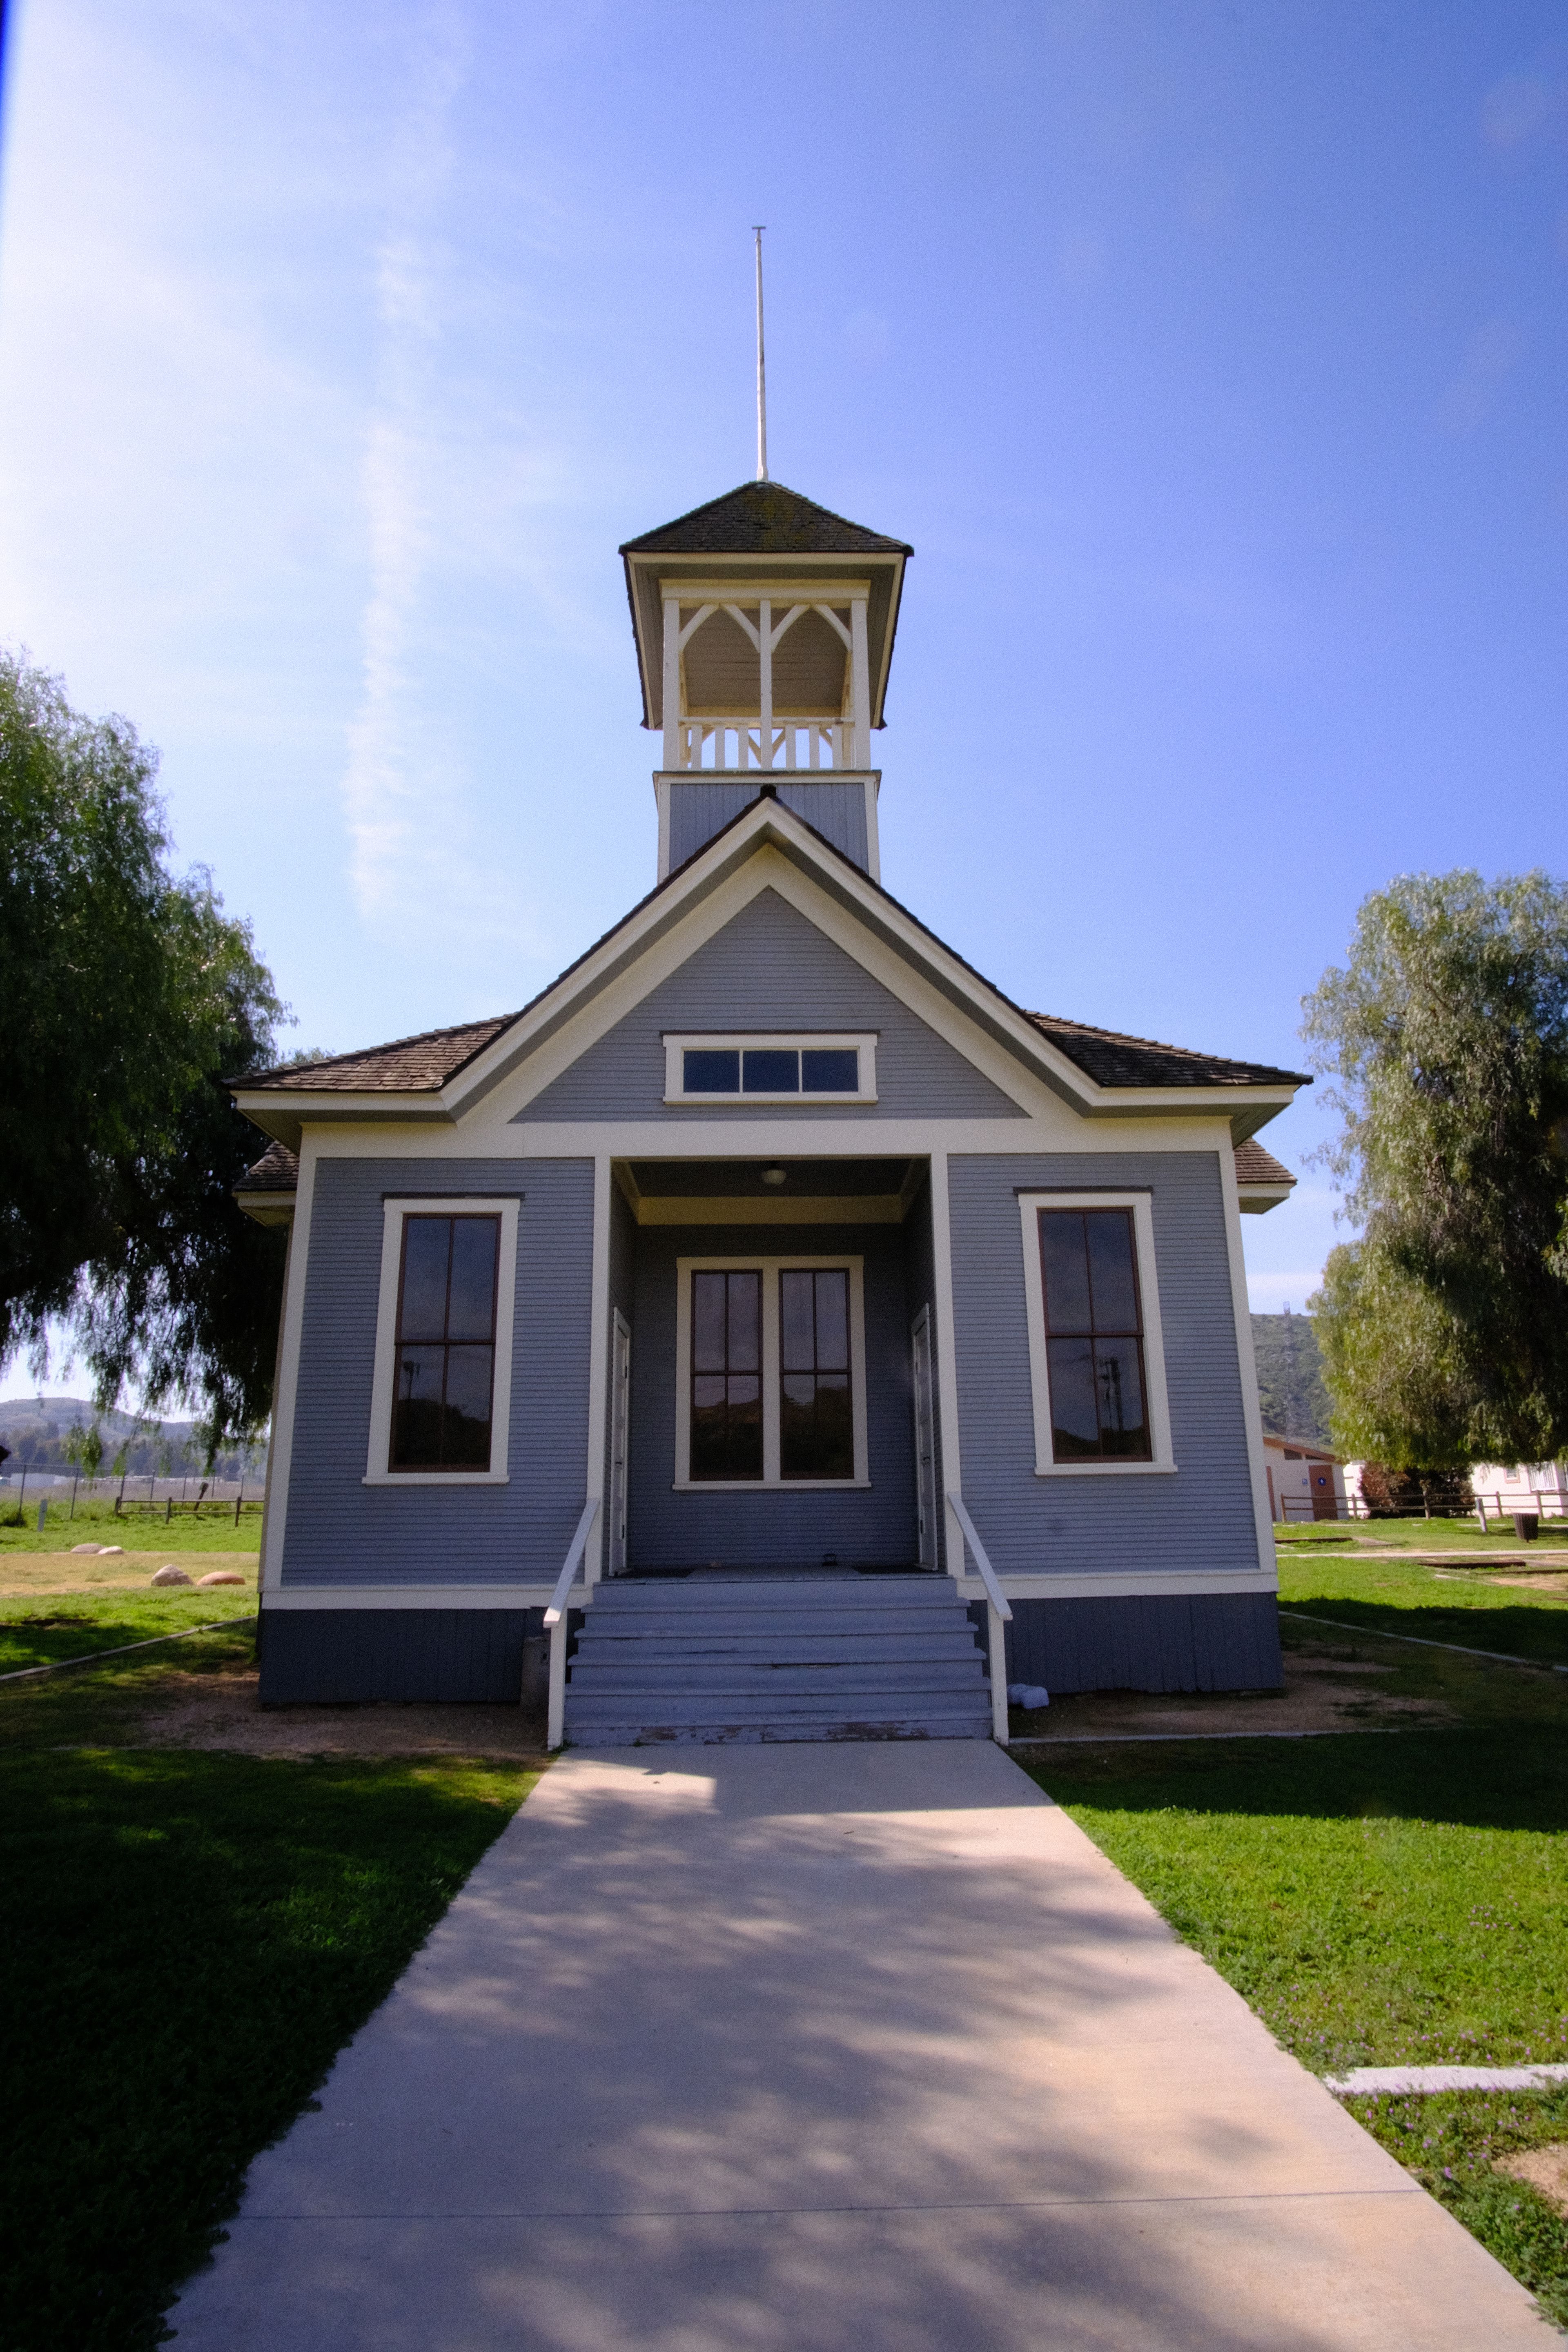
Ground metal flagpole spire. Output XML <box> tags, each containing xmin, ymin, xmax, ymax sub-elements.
<box><xmin>753</xmin><ymin>225</ymin><xmax>768</xmax><ymax>482</ymax></box>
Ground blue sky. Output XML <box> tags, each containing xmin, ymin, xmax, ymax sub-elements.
<box><xmin>2</xmin><ymin>0</ymin><xmax>1565</xmax><ymax>1404</ymax></box>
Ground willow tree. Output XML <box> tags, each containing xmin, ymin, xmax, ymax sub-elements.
<box><xmin>1303</xmin><ymin>870</ymin><xmax>1568</xmax><ymax>1468</ymax></box>
<box><xmin>0</xmin><ymin>650</ymin><xmax>288</xmax><ymax>1447</ymax></box>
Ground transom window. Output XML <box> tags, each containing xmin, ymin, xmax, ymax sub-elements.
<box><xmin>1037</xmin><ymin>1208</ymin><xmax>1150</xmax><ymax>1462</ymax></box>
<box><xmin>676</xmin><ymin>1256</ymin><xmax>868</xmax><ymax>1487</ymax></box>
<box><xmin>664</xmin><ymin>1033</ymin><xmax>877</xmax><ymax>1105</ymax></box>
<box><xmin>391</xmin><ymin>1214</ymin><xmax>500</xmax><ymax>1470</ymax></box>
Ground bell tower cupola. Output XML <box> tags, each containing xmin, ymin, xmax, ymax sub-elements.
<box><xmin>619</xmin><ymin>481</ymin><xmax>912</xmax><ymax>882</ymax></box>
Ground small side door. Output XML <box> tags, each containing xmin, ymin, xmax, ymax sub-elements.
<box><xmin>608</xmin><ymin>1311</ymin><xmax>631</xmax><ymax>1574</ymax></box>
<box><xmin>911</xmin><ymin>1305</ymin><xmax>938</xmax><ymax>1570</ymax></box>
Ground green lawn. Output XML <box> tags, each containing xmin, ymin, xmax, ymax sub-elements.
<box><xmin>1276</xmin><ymin>1542</ymin><xmax>1568</xmax><ymax>1668</ymax></box>
<box><xmin>1024</xmin><ymin>1552</ymin><xmax>1568</xmax><ymax>2330</ymax></box>
<box><xmin>0</xmin><ymin>1631</ymin><xmax>537</xmax><ymax>2352</ymax></box>
<box><xmin>0</xmin><ymin>1498</ymin><xmax>262</xmax><ymax>1555</ymax></box>
<box><xmin>0</xmin><ymin>1588</ymin><xmax>260</xmax><ymax>1672</ymax></box>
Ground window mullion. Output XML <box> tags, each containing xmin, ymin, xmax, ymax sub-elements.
<box><xmin>762</xmin><ymin>1266</ymin><xmax>781</xmax><ymax>1483</ymax></box>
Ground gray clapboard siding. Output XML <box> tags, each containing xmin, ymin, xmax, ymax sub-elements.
<box><xmin>626</xmin><ymin>1220</ymin><xmax>919</xmax><ymax>1568</ymax></box>
<box><xmin>258</xmin><ymin>1607</ymin><xmax>545</xmax><ymax>1704</ymax></box>
<box><xmin>280</xmin><ymin>1156</ymin><xmax>593</xmax><ymax>1588</ymax></box>
<box><xmin>947</xmin><ymin>1151</ymin><xmax>1262</xmax><ymax>1580</ymax></box>
<box><xmin>969</xmin><ymin>1592</ymin><xmax>1282</xmax><ymax>1694</ymax></box>
<box><xmin>519</xmin><ymin>888</ymin><xmax>1023</xmax><ymax>1123</ymax></box>
<box><xmin>670</xmin><ymin>780</ymin><xmax>869</xmax><ymax>872</ymax></box>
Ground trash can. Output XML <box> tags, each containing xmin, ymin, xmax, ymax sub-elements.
<box><xmin>1512</xmin><ymin>1512</ymin><xmax>1540</xmax><ymax>1542</ymax></box>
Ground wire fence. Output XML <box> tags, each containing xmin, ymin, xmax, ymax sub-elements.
<box><xmin>1279</xmin><ymin>1491</ymin><xmax>1567</xmax><ymax>1529</ymax></box>
<box><xmin>2</xmin><ymin>1474</ymin><xmax>265</xmax><ymax>1526</ymax></box>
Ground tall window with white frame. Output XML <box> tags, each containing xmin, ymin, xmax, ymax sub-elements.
<box><xmin>391</xmin><ymin>1214</ymin><xmax>501</xmax><ymax>1471</ymax></box>
<box><xmin>1037</xmin><ymin>1208</ymin><xmax>1151</xmax><ymax>1462</ymax></box>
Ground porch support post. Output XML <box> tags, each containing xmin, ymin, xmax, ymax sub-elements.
<box><xmin>929</xmin><ymin>1149</ymin><xmax>1007</xmax><ymax>1737</ymax></box>
<box><xmin>584</xmin><ymin>1152</ymin><xmax>612</xmax><ymax>1589</ymax></box>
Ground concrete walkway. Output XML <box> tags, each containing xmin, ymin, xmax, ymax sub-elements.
<box><xmin>169</xmin><ymin>1744</ymin><xmax>1555</xmax><ymax>2350</ymax></box>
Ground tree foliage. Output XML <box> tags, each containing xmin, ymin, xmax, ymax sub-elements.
<box><xmin>0</xmin><ymin>651</ymin><xmax>289</xmax><ymax>1445</ymax></box>
<box><xmin>1303</xmin><ymin>870</ymin><xmax>1568</xmax><ymax>1468</ymax></box>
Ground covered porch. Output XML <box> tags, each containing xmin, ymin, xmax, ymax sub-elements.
<box><xmin>606</xmin><ymin>1155</ymin><xmax>942</xmax><ymax>1578</ymax></box>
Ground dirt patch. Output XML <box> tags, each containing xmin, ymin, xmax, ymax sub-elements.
<box><xmin>0</xmin><ymin>1553</ymin><xmax>256</xmax><ymax>1597</ymax></box>
<box><xmin>1494</xmin><ymin>2143</ymin><xmax>1568</xmax><ymax>2220</ymax></box>
<box><xmin>1011</xmin><ymin>1632</ymin><xmax>1453</xmax><ymax>1742</ymax></box>
<box><xmin>131</xmin><ymin>1657</ymin><xmax>548</xmax><ymax>1761</ymax></box>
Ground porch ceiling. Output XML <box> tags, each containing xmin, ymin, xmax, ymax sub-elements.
<box><xmin>628</xmin><ymin>1158</ymin><xmax>912</xmax><ymax>1197</ymax></box>
<box><xmin>619</xmin><ymin>1156</ymin><xmax>921</xmax><ymax>1227</ymax></box>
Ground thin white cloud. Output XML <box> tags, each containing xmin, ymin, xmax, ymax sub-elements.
<box><xmin>341</xmin><ymin>7</ymin><xmax>509</xmax><ymax>940</ymax></box>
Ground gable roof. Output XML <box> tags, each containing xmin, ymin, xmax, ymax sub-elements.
<box><xmin>231</xmin><ymin>793</ymin><xmax>1309</xmax><ymax>1149</ymax></box>
<box><xmin>619</xmin><ymin>480</ymin><xmax>912</xmax><ymax>559</ymax></box>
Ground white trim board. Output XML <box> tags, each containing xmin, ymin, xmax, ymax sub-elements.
<box><xmin>1016</xmin><ymin>1191</ymin><xmax>1176</xmax><ymax>1476</ymax></box>
<box><xmin>265</xmin><ymin>1586</ymin><xmax>558</xmax><ymax>1611</ymax></box>
<box><xmin>363</xmin><ymin>1196</ymin><xmax>520</xmax><ymax>1486</ymax></box>
<box><xmin>954</xmin><ymin>1571</ymin><xmax>1278</xmax><ymax>1601</ymax></box>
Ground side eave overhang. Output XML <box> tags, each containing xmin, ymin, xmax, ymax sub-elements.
<box><xmin>232</xmin><ymin>795</ymin><xmax>1305</xmax><ymax>1151</ymax></box>
<box><xmin>232</xmin><ymin>1184</ymin><xmax>298</xmax><ymax>1227</ymax></box>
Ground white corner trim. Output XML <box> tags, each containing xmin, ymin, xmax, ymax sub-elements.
<box><xmin>662</xmin><ymin>1031</ymin><xmax>878</xmax><ymax>1105</ymax></box>
<box><xmin>673</xmin><ymin>1254</ymin><xmax>869</xmax><ymax>1487</ymax></box>
<box><xmin>260</xmin><ymin>1137</ymin><xmax>319</xmax><ymax>1594</ymax></box>
<box><xmin>1217</xmin><ymin>1144</ymin><xmax>1280</xmax><ymax>1578</ymax></box>
<box><xmin>1016</xmin><ymin>1192</ymin><xmax>1175</xmax><ymax>1475</ymax></box>
<box><xmin>363</xmin><ymin>1196</ymin><xmax>520</xmax><ymax>1486</ymax></box>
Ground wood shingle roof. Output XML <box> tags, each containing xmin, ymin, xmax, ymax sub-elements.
<box><xmin>619</xmin><ymin>480</ymin><xmax>912</xmax><ymax>559</ymax></box>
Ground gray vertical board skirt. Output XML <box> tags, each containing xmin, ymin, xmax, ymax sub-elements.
<box><xmin>972</xmin><ymin>1592</ymin><xmax>1283</xmax><ymax>1694</ymax></box>
<box><xmin>258</xmin><ymin>1610</ymin><xmax>546</xmax><ymax>1704</ymax></box>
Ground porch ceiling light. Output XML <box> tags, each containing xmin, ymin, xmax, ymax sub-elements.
<box><xmin>760</xmin><ymin>1165</ymin><xmax>788</xmax><ymax>1187</ymax></box>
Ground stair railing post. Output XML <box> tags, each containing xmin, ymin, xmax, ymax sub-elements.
<box><xmin>950</xmin><ymin>1490</ymin><xmax>1012</xmax><ymax>1747</ymax></box>
<box><xmin>542</xmin><ymin>1496</ymin><xmax>601</xmax><ymax>1752</ymax></box>
<box><xmin>547</xmin><ymin>1614</ymin><xmax>568</xmax><ymax>1751</ymax></box>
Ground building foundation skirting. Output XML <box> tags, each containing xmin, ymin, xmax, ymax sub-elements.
<box><xmin>969</xmin><ymin>1590</ymin><xmax>1283</xmax><ymax>1695</ymax></box>
<box><xmin>258</xmin><ymin>1606</ymin><xmax>547</xmax><ymax>1704</ymax></box>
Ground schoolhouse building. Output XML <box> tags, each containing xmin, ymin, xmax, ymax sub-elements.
<box><xmin>233</xmin><ymin>479</ymin><xmax>1306</xmax><ymax>1746</ymax></box>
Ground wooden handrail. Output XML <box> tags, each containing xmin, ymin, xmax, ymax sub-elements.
<box><xmin>948</xmin><ymin>1491</ymin><xmax>1011</xmax><ymax>1621</ymax></box>
<box><xmin>544</xmin><ymin>1496</ymin><xmax>601</xmax><ymax>1628</ymax></box>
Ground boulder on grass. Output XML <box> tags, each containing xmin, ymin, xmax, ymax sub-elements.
<box><xmin>150</xmin><ymin>1564</ymin><xmax>193</xmax><ymax>1587</ymax></box>
<box><xmin>69</xmin><ymin>1543</ymin><xmax>101</xmax><ymax>1554</ymax></box>
<box><xmin>96</xmin><ymin>1545</ymin><xmax>124</xmax><ymax>1556</ymax></box>
<box><xmin>195</xmin><ymin>1569</ymin><xmax>246</xmax><ymax>1587</ymax></box>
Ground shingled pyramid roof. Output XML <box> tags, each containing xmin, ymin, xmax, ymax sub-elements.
<box><xmin>619</xmin><ymin>479</ymin><xmax>912</xmax><ymax>559</ymax></box>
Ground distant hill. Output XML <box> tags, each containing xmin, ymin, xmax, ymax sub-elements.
<box><xmin>0</xmin><ymin>1396</ymin><xmax>265</xmax><ymax>1482</ymax></box>
<box><xmin>1250</xmin><ymin>1314</ymin><xmax>1333</xmax><ymax>1449</ymax></box>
